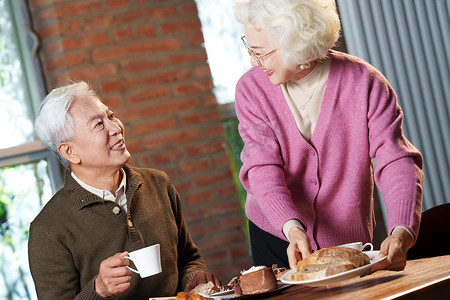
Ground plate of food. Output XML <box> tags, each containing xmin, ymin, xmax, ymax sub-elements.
<box><xmin>280</xmin><ymin>247</ymin><xmax>387</xmax><ymax>287</ymax></box>
<box><xmin>195</xmin><ymin>266</ymin><xmax>292</xmax><ymax>299</ymax></box>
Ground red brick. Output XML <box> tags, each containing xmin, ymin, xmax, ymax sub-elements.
<box><xmin>175</xmin><ymin>80</ymin><xmax>214</xmax><ymax>96</ymax></box>
<box><xmin>147</xmin><ymin>7</ymin><xmax>177</xmax><ymax>19</ymax></box>
<box><xmin>199</xmin><ymin>231</ymin><xmax>247</xmax><ymax>252</ymax></box>
<box><xmin>194</xmin><ymin>170</ymin><xmax>233</xmax><ymax>187</ymax></box>
<box><xmin>144</xmin><ymin>128</ymin><xmax>203</xmax><ymax>149</ymax></box>
<box><xmin>67</xmin><ymin>63</ymin><xmax>117</xmax><ymax>80</ymax></box>
<box><xmin>45</xmin><ymin>51</ymin><xmax>89</xmax><ymax>71</ymax></box>
<box><xmin>106</xmin><ymin>0</ymin><xmax>130</xmax><ymax>9</ymax></box>
<box><xmin>125</xmin><ymin>139</ymin><xmax>144</xmax><ymax>154</ymax></box>
<box><xmin>202</xmin><ymin>250</ymin><xmax>228</xmax><ymax>265</ymax></box>
<box><xmin>180</xmin><ymin>110</ymin><xmax>221</xmax><ymax>126</ymax></box>
<box><xmin>193</xmin><ymin>64</ymin><xmax>212</xmax><ymax>78</ymax></box>
<box><xmin>161</xmin><ymin>20</ymin><xmax>202</xmax><ymax>34</ymax></box>
<box><xmin>188</xmin><ymin>224</ymin><xmax>207</xmax><ymax>237</ymax></box>
<box><xmin>117</xmin><ymin>10</ymin><xmax>147</xmax><ymax>24</ymax></box>
<box><xmin>101</xmin><ymin>96</ymin><xmax>123</xmax><ymax>108</ymax></box>
<box><xmin>139</xmin><ymin>98</ymin><xmax>196</xmax><ymax>118</ymax></box>
<box><xmin>199</xmin><ymin>94</ymin><xmax>218</xmax><ymax>107</ymax></box>
<box><xmin>92</xmin><ymin>46</ymin><xmax>127</xmax><ymax>62</ymax></box>
<box><xmin>204</xmin><ymin>123</ymin><xmax>225</xmax><ymax>138</ymax></box>
<box><xmin>121</xmin><ymin>57</ymin><xmax>166</xmax><ymax>73</ymax></box>
<box><xmin>134</xmin><ymin>69</ymin><xmax>191</xmax><ymax>86</ymax></box>
<box><xmin>213</xmin><ymin>152</ymin><xmax>232</xmax><ymax>169</ymax></box>
<box><xmin>38</xmin><ymin>20</ymin><xmax>82</xmax><ymax>39</ymax></box>
<box><xmin>131</xmin><ymin>117</ymin><xmax>177</xmax><ymax>135</ymax></box>
<box><xmin>181</xmin><ymin>4</ymin><xmax>198</xmax><ymax>15</ymax></box>
<box><xmin>99</xmin><ymin>79</ymin><xmax>131</xmax><ymax>93</ymax></box>
<box><xmin>152</xmin><ymin>149</ymin><xmax>183</xmax><ymax>165</ymax></box>
<box><xmin>169</xmin><ymin>52</ymin><xmax>207</xmax><ymax>65</ymax></box>
<box><xmin>84</xmin><ymin>15</ymin><xmax>114</xmax><ymax>30</ymax></box>
<box><xmin>29</xmin><ymin>0</ymin><xmax>54</xmax><ymax>6</ymax></box>
<box><xmin>127</xmin><ymin>87</ymin><xmax>172</xmax><ymax>103</ymax></box>
<box><xmin>219</xmin><ymin>184</ymin><xmax>238</xmax><ymax>198</ymax></box>
<box><xmin>185</xmin><ymin>31</ymin><xmax>205</xmax><ymax>46</ymax></box>
<box><xmin>230</xmin><ymin>245</ymin><xmax>251</xmax><ymax>259</ymax></box>
<box><xmin>185</xmin><ymin>140</ymin><xmax>226</xmax><ymax>158</ymax></box>
<box><xmin>184</xmin><ymin>190</ymin><xmax>213</xmax><ymax>206</ymax></box>
<box><xmin>56</xmin><ymin>1</ymin><xmax>102</xmax><ymax>18</ymax></box>
<box><xmin>224</xmin><ymin>214</ymin><xmax>245</xmax><ymax>230</ymax></box>
<box><xmin>127</xmin><ymin>38</ymin><xmax>183</xmax><ymax>53</ymax></box>
<box><xmin>38</xmin><ymin>7</ymin><xmax>59</xmax><ymax>24</ymax></box>
<box><xmin>178</xmin><ymin>158</ymin><xmax>210</xmax><ymax>176</ymax></box>
<box><xmin>136</xmin><ymin>24</ymin><xmax>157</xmax><ymax>37</ymax></box>
<box><xmin>113</xmin><ymin>27</ymin><xmax>136</xmax><ymax>41</ymax></box>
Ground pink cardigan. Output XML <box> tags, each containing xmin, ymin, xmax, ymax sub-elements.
<box><xmin>235</xmin><ymin>50</ymin><xmax>423</xmax><ymax>250</ymax></box>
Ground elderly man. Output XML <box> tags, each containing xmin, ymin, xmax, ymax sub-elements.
<box><xmin>28</xmin><ymin>81</ymin><xmax>220</xmax><ymax>299</ymax></box>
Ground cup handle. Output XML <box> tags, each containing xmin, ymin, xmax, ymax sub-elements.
<box><xmin>125</xmin><ymin>256</ymin><xmax>140</xmax><ymax>274</ymax></box>
<box><xmin>362</xmin><ymin>243</ymin><xmax>373</xmax><ymax>251</ymax></box>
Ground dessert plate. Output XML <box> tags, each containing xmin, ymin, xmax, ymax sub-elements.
<box><xmin>280</xmin><ymin>250</ymin><xmax>386</xmax><ymax>287</ymax></box>
<box><xmin>201</xmin><ymin>283</ymin><xmax>291</xmax><ymax>299</ymax></box>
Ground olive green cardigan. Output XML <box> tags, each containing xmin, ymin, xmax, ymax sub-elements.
<box><xmin>28</xmin><ymin>165</ymin><xmax>207</xmax><ymax>299</ymax></box>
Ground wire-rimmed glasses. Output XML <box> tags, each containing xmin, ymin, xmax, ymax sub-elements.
<box><xmin>241</xmin><ymin>36</ymin><xmax>276</xmax><ymax>67</ymax></box>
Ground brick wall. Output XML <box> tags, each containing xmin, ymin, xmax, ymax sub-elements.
<box><xmin>28</xmin><ymin>0</ymin><xmax>252</xmax><ymax>281</ymax></box>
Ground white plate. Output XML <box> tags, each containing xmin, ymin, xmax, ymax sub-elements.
<box><xmin>280</xmin><ymin>250</ymin><xmax>387</xmax><ymax>287</ymax></box>
<box><xmin>201</xmin><ymin>284</ymin><xmax>291</xmax><ymax>299</ymax></box>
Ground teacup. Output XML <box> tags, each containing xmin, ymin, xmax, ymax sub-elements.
<box><xmin>338</xmin><ymin>242</ymin><xmax>373</xmax><ymax>252</ymax></box>
<box><xmin>126</xmin><ymin>244</ymin><xmax>162</xmax><ymax>278</ymax></box>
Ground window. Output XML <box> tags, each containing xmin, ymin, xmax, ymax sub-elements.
<box><xmin>194</xmin><ymin>0</ymin><xmax>251</xmax><ymax>104</ymax></box>
<box><xmin>0</xmin><ymin>1</ymin><xmax>62</xmax><ymax>299</ymax></box>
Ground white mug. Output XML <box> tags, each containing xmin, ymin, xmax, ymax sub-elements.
<box><xmin>126</xmin><ymin>244</ymin><xmax>162</xmax><ymax>278</ymax></box>
<box><xmin>338</xmin><ymin>242</ymin><xmax>373</xmax><ymax>252</ymax></box>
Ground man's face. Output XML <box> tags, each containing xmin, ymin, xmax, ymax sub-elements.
<box><xmin>68</xmin><ymin>95</ymin><xmax>130</xmax><ymax>172</ymax></box>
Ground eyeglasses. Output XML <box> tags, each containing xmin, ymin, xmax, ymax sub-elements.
<box><xmin>241</xmin><ymin>36</ymin><xmax>276</xmax><ymax>67</ymax></box>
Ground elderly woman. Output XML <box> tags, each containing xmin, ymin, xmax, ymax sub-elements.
<box><xmin>233</xmin><ymin>0</ymin><xmax>424</xmax><ymax>271</ymax></box>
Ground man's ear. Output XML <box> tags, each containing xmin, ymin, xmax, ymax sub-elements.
<box><xmin>58</xmin><ymin>142</ymin><xmax>81</xmax><ymax>165</ymax></box>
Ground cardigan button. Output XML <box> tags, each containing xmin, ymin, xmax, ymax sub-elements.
<box><xmin>112</xmin><ymin>206</ymin><xmax>120</xmax><ymax>214</ymax></box>
<box><xmin>128</xmin><ymin>220</ymin><xmax>133</xmax><ymax>227</ymax></box>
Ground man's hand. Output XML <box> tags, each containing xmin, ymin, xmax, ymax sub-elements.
<box><xmin>184</xmin><ymin>271</ymin><xmax>222</xmax><ymax>292</ymax></box>
<box><xmin>371</xmin><ymin>227</ymin><xmax>414</xmax><ymax>272</ymax></box>
<box><xmin>286</xmin><ymin>227</ymin><xmax>312</xmax><ymax>270</ymax></box>
<box><xmin>95</xmin><ymin>252</ymin><xmax>132</xmax><ymax>298</ymax></box>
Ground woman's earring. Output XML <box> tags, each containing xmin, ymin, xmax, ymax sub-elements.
<box><xmin>299</xmin><ymin>62</ymin><xmax>310</xmax><ymax>70</ymax></box>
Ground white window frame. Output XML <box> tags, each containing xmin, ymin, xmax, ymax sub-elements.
<box><xmin>0</xmin><ymin>0</ymin><xmax>62</xmax><ymax>191</ymax></box>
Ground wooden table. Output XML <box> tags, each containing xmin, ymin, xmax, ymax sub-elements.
<box><xmin>268</xmin><ymin>255</ymin><xmax>450</xmax><ymax>299</ymax></box>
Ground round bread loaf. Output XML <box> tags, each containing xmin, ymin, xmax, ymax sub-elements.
<box><xmin>297</xmin><ymin>246</ymin><xmax>370</xmax><ymax>270</ymax></box>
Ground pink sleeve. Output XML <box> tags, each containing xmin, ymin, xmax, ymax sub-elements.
<box><xmin>235</xmin><ymin>76</ymin><xmax>302</xmax><ymax>233</ymax></box>
<box><xmin>367</xmin><ymin>70</ymin><xmax>424</xmax><ymax>238</ymax></box>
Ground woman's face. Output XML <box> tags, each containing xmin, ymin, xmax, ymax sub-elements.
<box><xmin>244</xmin><ymin>27</ymin><xmax>303</xmax><ymax>85</ymax></box>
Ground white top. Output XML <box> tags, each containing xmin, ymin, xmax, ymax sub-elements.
<box><xmin>71</xmin><ymin>168</ymin><xmax>128</xmax><ymax>213</ymax></box>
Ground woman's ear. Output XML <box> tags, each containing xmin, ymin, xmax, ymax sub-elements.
<box><xmin>58</xmin><ymin>142</ymin><xmax>81</xmax><ymax>165</ymax></box>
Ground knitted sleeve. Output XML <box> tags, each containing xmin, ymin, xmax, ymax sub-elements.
<box><xmin>235</xmin><ymin>69</ymin><xmax>303</xmax><ymax>234</ymax></box>
<box><xmin>169</xmin><ymin>184</ymin><xmax>207</xmax><ymax>290</ymax></box>
<box><xmin>366</xmin><ymin>65</ymin><xmax>424</xmax><ymax>239</ymax></box>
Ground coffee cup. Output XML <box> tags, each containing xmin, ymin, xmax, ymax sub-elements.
<box><xmin>126</xmin><ymin>244</ymin><xmax>162</xmax><ymax>278</ymax></box>
<box><xmin>338</xmin><ymin>242</ymin><xmax>373</xmax><ymax>252</ymax></box>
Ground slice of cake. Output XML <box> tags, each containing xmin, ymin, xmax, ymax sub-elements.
<box><xmin>234</xmin><ymin>266</ymin><xmax>278</xmax><ymax>295</ymax></box>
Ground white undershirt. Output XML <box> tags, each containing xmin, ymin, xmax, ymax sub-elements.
<box><xmin>71</xmin><ymin>169</ymin><xmax>128</xmax><ymax>213</ymax></box>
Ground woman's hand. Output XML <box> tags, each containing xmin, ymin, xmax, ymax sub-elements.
<box><xmin>286</xmin><ymin>227</ymin><xmax>312</xmax><ymax>269</ymax></box>
<box><xmin>371</xmin><ymin>227</ymin><xmax>414</xmax><ymax>272</ymax></box>
<box><xmin>184</xmin><ymin>271</ymin><xmax>222</xmax><ymax>292</ymax></box>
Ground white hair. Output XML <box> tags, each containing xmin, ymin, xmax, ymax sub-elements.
<box><xmin>233</xmin><ymin>0</ymin><xmax>341</xmax><ymax>68</ymax></box>
<box><xmin>35</xmin><ymin>81</ymin><xmax>97</xmax><ymax>169</ymax></box>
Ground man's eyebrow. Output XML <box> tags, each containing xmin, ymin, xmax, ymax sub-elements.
<box><xmin>86</xmin><ymin>107</ymin><xmax>111</xmax><ymax>125</ymax></box>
